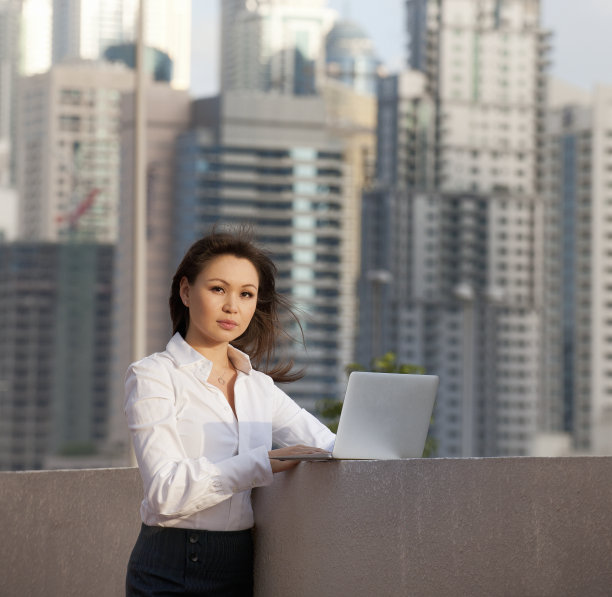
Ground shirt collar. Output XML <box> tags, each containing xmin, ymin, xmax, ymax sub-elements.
<box><xmin>165</xmin><ymin>332</ymin><xmax>253</xmax><ymax>375</ymax></box>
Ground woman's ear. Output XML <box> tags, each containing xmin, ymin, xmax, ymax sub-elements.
<box><xmin>179</xmin><ymin>277</ymin><xmax>190</xmax><ymax>307</ymax></box>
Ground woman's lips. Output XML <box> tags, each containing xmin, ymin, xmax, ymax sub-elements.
<box><xmin>217</xmin><ymin>320</ymin><xmax>238</xmax><ymax>330</ymax></box>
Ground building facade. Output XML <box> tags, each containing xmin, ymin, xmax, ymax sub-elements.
<box><xmin>325</xmin><ymin>19</ymin><xmax>380</xmax><ymax>96</ymax></box>
<box><xmin>357</xmin><ymin>0</ymin><xmax>549</xmax><ymax>456</ymax></box>
<box><xmin>20</xmin><ymin>0</ymin><xmax>53</xmax><ymax>76</ymax></box>
<box><xmin>107</xmin><ymin>83</ymin><xmax>191</xmax><ymax>459</ymax></box>
<box><xmin>175</xmin><ymin>92</ymin><xmax>355</xmax><ymax>409</ymax></box>
<box><xmin>220</xmin><ymin>0</ymin><xmax>337</xmax><ymax>96</ymax></box>
<box><xmin>17</xmin><ymin>60</ymin><xmax>135</xmax><ymax>242</ymax></box>
<box><xmin>0</xmin><ymin>242</ymin><xmax>113</xmax><ymax>470</ymax></box>
<box><xmin>52</xmin><ymin>0</ymin><xmax>191</xmax><ymax>89</ymax></box>
<box><xmin>542</xmin><ymin>85</ymin><xmax>612</xmax><ymax>455</ymax></box>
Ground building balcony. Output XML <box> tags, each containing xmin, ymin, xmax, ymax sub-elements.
<box><xmin>2</xmin><ymin>458</ymin><xmax>612</xmax><ymax>596</ymax></box>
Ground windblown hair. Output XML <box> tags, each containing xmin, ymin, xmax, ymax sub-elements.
<box><xmin>169</xmin><ymin>228</ymin><xmax>303</xmax><ymax>383</ymax></box>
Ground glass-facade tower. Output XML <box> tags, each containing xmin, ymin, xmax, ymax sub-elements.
<box><xmin>175</xmin><ymin>93</ymin><xmax>349</xmax><ymax>408</ymax></box>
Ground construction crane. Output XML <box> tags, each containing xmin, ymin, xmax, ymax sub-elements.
<box><xmin>56</xmin><ymin>187</ymin><xmax>102</xmax><ymax>228</ymax></box>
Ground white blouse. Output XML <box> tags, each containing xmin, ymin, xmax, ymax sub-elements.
<box><xmin>125</xmin><ymin>332</ymin><xmax>335</xmax><ymax>531</ymax></box>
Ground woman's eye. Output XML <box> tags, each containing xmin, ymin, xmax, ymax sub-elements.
<box><xmin>211</xmin><ymin>286</ymin><xmax>224</xmax><ymax>293</ymax></box>
<box><xmin>241</xmin><ymin>291</ymin><xmax>253</xmax><ymax>298</ymax></box>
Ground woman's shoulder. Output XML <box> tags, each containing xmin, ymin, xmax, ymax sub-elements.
<box><xmin>127</xmin><ymin>334</ymin><xmax>194</xmax><ymax>376</ymax></box>
<box><xmin>126</xmin><ymin>348</ymin><xmax>175</xmax><ymax>379</ymax></box>
<box><xmin>244</xmin><ymin>368</ymin><xmax>294</xmax><ymax>402</ymax></box>
<box><xmin>246</xmin><ymin>367</ymin><xmax>275</xmax><ymax>385</ymax></box>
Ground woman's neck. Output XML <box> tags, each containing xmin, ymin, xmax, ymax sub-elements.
<box><xmin>186</xmin><ymin>337</ymin><xmax>232</xmax><ymax>369</ymax></box>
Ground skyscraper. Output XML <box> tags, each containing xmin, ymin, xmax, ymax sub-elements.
<box><xmin>17</xmin><ymin>60</ymin><xmax>136</xmax><ymax>242</ymax></box>
<box><xmin>358</xmin><ymin>0</ymin><xmax>550</xmax><ymax>456</ymax></box>
<box><xmin>543</xmin><ymin>85</ymin><xmax>612</xmax><ymax>455</ymax></box>
<box><xmin>405</xmin><ymin>0</ymin><xmax>544</xmax><ymax>195</ymax></box>
<box><xmin>325</xmin><ymin>19</ymin><xmax>380</xmax><ymax>96</ymax></box>
<box><xmin>0</xmin><ymin>242</ymin><xmax>114</xmax><ymax>471</ymax></box>
<box><xmin>107</xmin><ymin>83</ymin><xmax>191</xmax><ymax>460</ymax></box>
<box><xmin>220</xmin><ymin>0</ymin><xmax>337</xmax><ymax>95</ymax></box>
<box><xmin>52</xmin><ymin>0</ymin><xmax>190</xmax><ymax>89</ymax></box>
<box><xmin>20</xmin><ymin>0</ymin><xmax>53</xmax><ymax>76</ymax></box>
<box><xmin>0</xmin><ymin>0</ymin><xmax>20</xmax><ymax>238</ymax></box>
<box><xmin>175</xmin><ymin>92</ymin><xmax>357</xmax><ymax>408</ymax></box>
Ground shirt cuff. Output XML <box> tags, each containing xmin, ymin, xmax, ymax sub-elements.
<box><xmin>214</xmin><ymin>445</ymin><xmax>274</xmax><ymax>495</ymax></box>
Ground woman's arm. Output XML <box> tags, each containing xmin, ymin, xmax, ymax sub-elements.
<box><xmin>267</xmin><ymin>378</ymin><xmax>336</xmax><ymax>452</ymax></box>
<box><xmin>125</xmin><ymin>359</ymin><xmax>274</xmax><ymax>519</ymax></box>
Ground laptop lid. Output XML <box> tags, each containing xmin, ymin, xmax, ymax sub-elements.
<box><xmin>331</xmin><ymin>371</ymin><xmax>439</xmax><ymax>460</ymax></box>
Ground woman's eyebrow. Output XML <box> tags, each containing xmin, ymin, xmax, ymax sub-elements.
<box><xmin>206</xmin><ymin>277</ymin><xmax>258</xmax><ymax>290</ymax></box>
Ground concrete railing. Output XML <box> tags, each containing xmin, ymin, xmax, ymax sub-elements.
<box><xmin>2</xmin><ymin>458</ymin><xmax>612</xmax><ymax>596</ymax></box>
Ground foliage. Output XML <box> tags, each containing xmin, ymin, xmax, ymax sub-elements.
<box><xmin>316</xmin><ymin>352</ymin><xmax>438</xmax><ymax>457</ymax></box>
<box><xmin>58</xmin><ymin>442</ymin><xmax>98</xmax><ymax>457</ymax></box>
<box><xmin>345</xmin><ymin>352</ymin><xmax>426</xmax><ymax>376</ymax></box>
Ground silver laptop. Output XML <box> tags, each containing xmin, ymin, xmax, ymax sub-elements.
<box><xmin>272</xmin><ymin>371</ymin><xmax>439</xmax><ymax>461</ymax></box>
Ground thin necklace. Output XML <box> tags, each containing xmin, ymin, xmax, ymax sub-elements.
<box><xmin>217</xmin><ymin>365</ymin><xmax>234</xmax><ymax>385</ymax></box>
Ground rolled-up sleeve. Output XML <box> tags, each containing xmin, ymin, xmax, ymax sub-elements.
<box><xmin>125</xmin><ymin>360</ymin><xmax>273</xmax><ymax>521</ymax></box>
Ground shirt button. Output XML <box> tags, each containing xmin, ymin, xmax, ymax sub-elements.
<box><xmin>189</xmin><ymin>534</ymin><xmax>199</xmax><ymax>544</ymax></box>
<box><xmin>189</xmin><ymin>553</ymin><xmax>199</xmax><ymax>563</ymax></box>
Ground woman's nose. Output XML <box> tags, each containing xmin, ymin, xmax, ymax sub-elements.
<box><xmin>223</xmin><ymin>295</ymin><xmax>238</xmax><ymax>312</ymax></box>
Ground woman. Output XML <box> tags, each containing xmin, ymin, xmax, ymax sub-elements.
<box><xmin>124</xmin><ymin>230</ymin><xmax>335</xmax><ymax>596</ymax></box>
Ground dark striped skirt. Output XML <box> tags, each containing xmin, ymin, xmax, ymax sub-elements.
<box><xmin>126</xmin><ymin>523</ymin><xmax>254</xmax><ymax>596</ymax></box>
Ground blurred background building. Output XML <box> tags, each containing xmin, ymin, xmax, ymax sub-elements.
<box><xmin>173</xmin><ymin>93</ymin><xmax>351</xmax><ymax>408</ymax></box>
<box><xmin>51</xmin><ymin>0</ymin><xmax>190</xmax><ymax>89</ymax></box>
<box><xmin>17</xmin><ymin>60</ymin><xmax>135</xmax><ymax>242</ymax></box>
<box><xmin>0</xmin><ymin>242</ymin><xmax>113</xmax><ymax>470</ymax></box>
<box><xmin>542</xmin><ymin>83</ymin><xmax>612</xmax><ymax>456</ymax></box>
<box><xmin>325</xmin><ymin>18</ymin><xmax>380</xmax><ymax>96</ymax></box>
<box><xmin>220</xmin><ymin>0</ymin><xmax>336</xmax><ymax>96</ymax></box>
<box><xmin>357</xmin><ymin>0</ymin><xmax>548</xmax><ymax>456</ymax></box>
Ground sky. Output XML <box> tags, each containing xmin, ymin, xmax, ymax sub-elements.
<box><xmin>190</xmin><ymin>0</ymin><xmax>612</xmax><ymax>98</ymax></box>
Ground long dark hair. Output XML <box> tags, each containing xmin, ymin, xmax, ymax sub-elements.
<box><xmin>170</xmin><ymin>229</ymin><xmax>303</xmax><ymax>383</ymax></box>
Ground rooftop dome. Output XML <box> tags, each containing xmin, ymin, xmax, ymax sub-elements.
<box><xmin>327</xmin><ymin>19</ymin><xmax>369</xmax><ymax>41</ymax></box>
<box><xmin>326</xmin><ymin>19</ymin><xmax>376</xmax><ymax>59</ymax></box>
<box><xmin>325</xmin><ymin>19</ymin><xmax>379</xmax><ymax>95</ymax></box>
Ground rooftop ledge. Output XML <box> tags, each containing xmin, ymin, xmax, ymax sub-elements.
<box><xmin>2</xmin><ymin>458</ymin><xmax>612</xmax><ymax>597</ymax></box>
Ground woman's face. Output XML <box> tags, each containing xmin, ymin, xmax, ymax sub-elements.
<box><xmin>180</xmin><ymin>254</ymin><xmax>259</xmax><ymax>349</ymax></box>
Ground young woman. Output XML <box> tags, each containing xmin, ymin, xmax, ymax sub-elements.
<box><xmin>124</xmin><ymin>230</ymin><xmax>335</xmax><ymax>596</ymax></box>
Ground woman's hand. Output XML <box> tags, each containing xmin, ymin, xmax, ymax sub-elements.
<box><xmin>268</xmin><ymin>445</ymin><xmax>331</xmax><ymax>473</ymax></box>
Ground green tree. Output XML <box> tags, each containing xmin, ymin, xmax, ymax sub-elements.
<box><xmin>317</xmin><ymin>352</ymin><xmax>438</xmax><ymax>457</ymax></box>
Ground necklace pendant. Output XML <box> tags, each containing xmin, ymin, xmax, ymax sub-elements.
<box><xmin>218</xmin><ymin>376</ymin><xmax>226</xmax><ymax>385</ymax></box>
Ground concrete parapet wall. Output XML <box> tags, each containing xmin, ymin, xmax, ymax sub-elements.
<box><xmin>2</xmin><ymin>458</ymin><xmax>612</xmax><ymax>596</ymax></box>
<box><xmin>253</xmin><ymin>458</ymin><xmax>612</xmax><ymax>596</ymax></box>
<box><xmin>0</xmin><ymin>467</ymin><xmax>142</xmax><ymax>597</ymax></box>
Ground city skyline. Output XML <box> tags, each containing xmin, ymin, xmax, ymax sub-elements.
<box><xmin>190</xmin><ymin>0</ymin><xmax>612</xmax><ymax>98</ymax></box>
<box><xmin>3</xmin><ymin>0</ymin><xmax>612</xmax><ymax>470</ymax></box>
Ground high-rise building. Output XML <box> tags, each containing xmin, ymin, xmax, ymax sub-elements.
<box><xmin>52</xmin><ymin>0</ymin><xmax>191</xmax><ymax>89</ymax></box>
<box><xmin>0</xmin><ymin>0</ymin><xmax>22</xmax><ymax>189</ymax></box>
<box><xmin>357</xmin><ymin>0</ymin><xmax>550</xmax><ymax>456</ymax></box>
<box><xmin>220</xmin><ymin>0</ymin><xmax>337</xmax><ymax>95</ymax></box>
<box><xmin>325</xmin><ymin>19</ymin><xmax>380</xmax><ymax>96</ymax></box>
<box><xmin>0</xmin><ymin>241</ymin><xmax>113</xmax><ymax>471</ymax></box>
<box><xmin>405</xmin><ymin>0</ymin><xmax>545</xmax><ymax>195</ymax></box>
<box><xmin>20</xmin><ymin>0</ymin><xmax>53</xmax><ymax>76</ymax></box>
<box><xmin>542</xmin><ymin>85</ymin><xmax>612</xmax><ymax>455</ymax></box>
<box><xmin>171</xmin><ymin>86</ymin><xmax>372</xmax><ymax>402</ymax></box>
<box><xmin>17</xmin><ymin>60</ymin><xmax>135</xmax><ymax>242</ymax></box>
<box><xmin>107</xmin><ymin>83</ymin><xmax>191</xmax><ymax>459</ymax></box>
<box><xmin>174</xmin><ymin>92</ymin><xmax>354</xmax><ymax>409</ymax></box>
